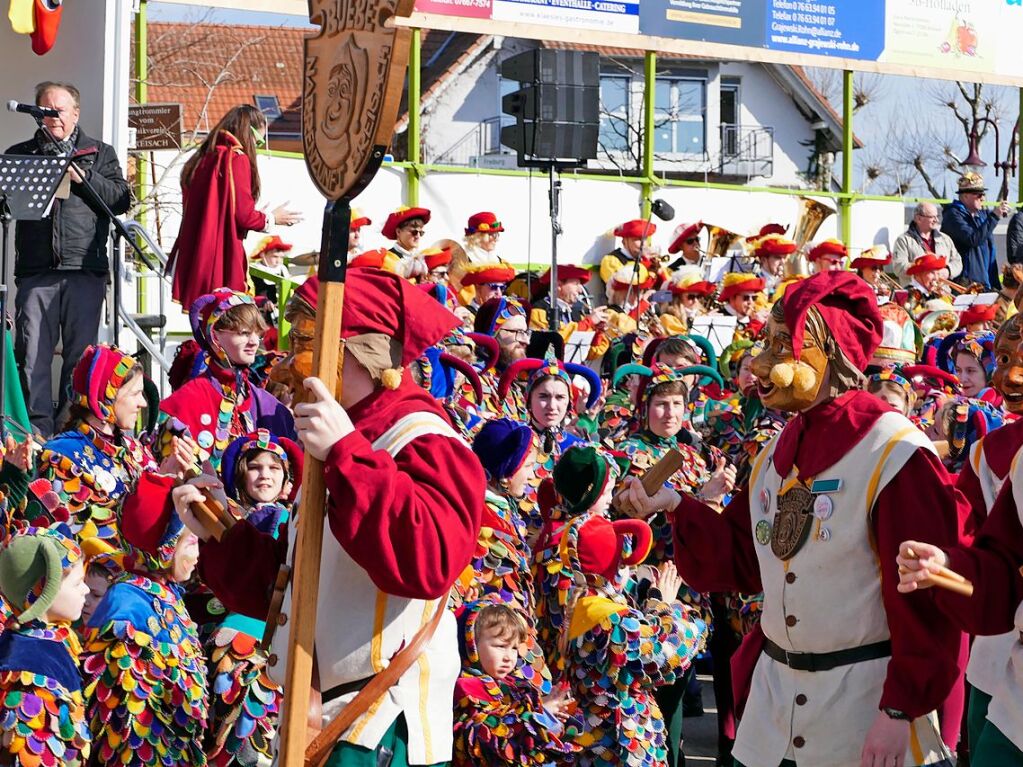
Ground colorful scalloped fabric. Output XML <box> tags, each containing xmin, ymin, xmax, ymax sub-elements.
<box><xmin>518</xmin><ymin>429</ymin><xmax>585</xmax><ymax>551</ymax></box>
<box><xmin>81</xmin><ymin>575</ymin><xmax>209</xmax><ymax>767</ymax></box>
<box><xmin>205</xmin><ymin>627</ymin><xmax>280</xmax><ymax>767</ymax></box>
<box><xmin>0</xmin><ymin>669</ymin><xmax>91</xmax><ymax>767</ymax></box>
<box><xmin>597</xmin><ymin>391</ymin><xmax>635</xmax><ymax>445</ymax></box>
<box><xmin>453</xmin><ymin>675</ymin><xmax>580</xmax><ymax>767</ymax></box>
<box><xmin>563</xmin><ymin>595</ymin><xmax>707</xmax><ymax>767</ymax></box>
<box><xmin>22</xmin><ymin>427</ymin><xmax>154</xmax><ymax>543</ymax></box>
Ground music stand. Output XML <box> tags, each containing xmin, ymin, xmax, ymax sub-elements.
<box><xmin>0</xmin><ymin>154</ymin><xmax>72</xmax><ymax>439</ymax></box>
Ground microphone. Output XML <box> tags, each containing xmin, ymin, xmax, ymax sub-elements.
<box><xmin>6</xmin><ymin>100</ymin><xmax>59</xmax><ymax>119</ymax></box>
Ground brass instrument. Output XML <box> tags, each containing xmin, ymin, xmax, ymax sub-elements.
<box><xmin>701</xmin><ymin>223</ymin><xmax>746</xmax><ymax>261</ymax></box>
<box><xmin>786</xmin><ymin>196</ymin><xmax>836</xmax><ymax>279</ymax></box>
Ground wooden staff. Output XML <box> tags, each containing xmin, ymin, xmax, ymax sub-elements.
<box><xmin>616</xmin><ymin>448</ymin><xmax>685</xmax><ymax>516</ymax></box>
<box><xmin>899</xmin><ymin>547</ymin><xmax>974</xmax><ymax>598</ymax></box>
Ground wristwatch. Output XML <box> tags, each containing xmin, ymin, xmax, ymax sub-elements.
<box><xmin>882</xmin><ymin>707</ymin><xmax>911</xmax><ymax>721</ymax></box>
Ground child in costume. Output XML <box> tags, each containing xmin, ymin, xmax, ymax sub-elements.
<box><xmin>0</xmin><ymin>525</ymin><xmax>91</xmax><ymax>767</ymax></box>
<box><xmin>558</xmin><ymin>512</ymin><xmax>707</xmax><ymax>767</ymax></box>
<box><xmin>866</xmin><ymin>367</ymin><xmax>915</xmax><ymax>416</ymax></box>
<box><xmin>453</xmin><ymin>598</ymin><xmax>578</xmax><ymax>767</ymax></box>
<box><xmin>79</xmin><ymin>537</ymin><xmax>124</xmax><ymax>630</ymax></box>
<box><xmin>157</xmin><ymin>290</ymin><xmax>294</xmax><ymax>473</ymax></box>
<box><xmin>203</xmin><ymin>429</ymin><xmax>301</xmax><ymax>767</ymax></box>
<box><xmin>82</xmin><ymin>480</ymin><xmax>208</xmax><ymax>767</ymax></box>
<box><xmin>22</xmin><ymin>345</ymin><xmax>161</xmax><ymax>543</ymax></box>
<box><xmin>936</xmin><ymin>330</ymin><xmax>1000</xmax><ymax>406</ymax></box>
<box><xmin>497</xmin><ymin>358</ymin><xmax>601</xmax><ymax>546</ymax></box>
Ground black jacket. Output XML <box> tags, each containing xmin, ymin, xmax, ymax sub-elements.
<box><xmin>6</xmin><ymin>129</ymin><xmax>130</xmax><ymax>276</ymax></box>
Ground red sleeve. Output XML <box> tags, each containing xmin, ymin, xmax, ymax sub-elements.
<box><xmin>953</xmin><ymin>456</ymin><xmax>988</xmax><ymax>544</ymax></box>
<box><xmin>671</xmin><ymin>487</ymin><xmax>762</xmax><ymax>594</ymax></box>
<box><xmin>230</xmin><ymin>152</ymin><xmax>267</xmax><ymax>234</ymax></box>
<box><xmin>872</xmin><ymin>448</ymin><xmax>964</xmax><ymax>718</ymax></box>
<box><xmin>197</xmin><ymin>519</ymin><xmax>287</xmax><ymax>619</ymax></box>
<box><xmin>323</xmin><ymin>430</ymin><xmax>486</xmax><ymax>600</ymax></box>
<box><xmin>937</xmin><ymin>478</ymin><xmax>1023</xmax><ymax>636</ymax></box>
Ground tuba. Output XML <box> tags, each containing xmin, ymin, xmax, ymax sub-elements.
<box><xmin>786</xmin><ymin>196</ymin><xmax>836</xmax><ymax>278</ymax></box>
<box><xmin>702</xmin><ymin>223</ymin><xmax>745</xmax><ymax>261</ymax></box>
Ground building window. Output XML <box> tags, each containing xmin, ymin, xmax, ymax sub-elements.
<box><xmin>653</xmin><ymin>78</ymin><xmax>705</xmax><ymax>155</ymax></box>
<box><xmin>254</xmin><ymin>94</ymin><xmax>282</xmax><ymax>120</ymax></box>
<box><xmin>599</xmin><ymin>75</ymin><xmax>631</xmax><ymax>155</ymax></box>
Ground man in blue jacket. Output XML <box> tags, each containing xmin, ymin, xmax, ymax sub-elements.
<box><xmin>942</xmin><ymin>171</ymin><xmax>1010</xmax><ymax>290</ymax></box>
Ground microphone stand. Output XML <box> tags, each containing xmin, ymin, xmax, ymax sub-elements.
<box><xmin>33</xmin><ymin>116</ymin><xmax>150</xmax><ymax>347</ymax></box>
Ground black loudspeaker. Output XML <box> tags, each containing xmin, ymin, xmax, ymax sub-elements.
<box><xmin>500</xmin><ymin>50</ymin><xmax>600</xmax><ymax>167</ymax></box>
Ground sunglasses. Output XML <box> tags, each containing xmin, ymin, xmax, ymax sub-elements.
<box><xmin>684</xmin><ymin>237</ymin><xmax>699</xmax><ymax>245</ymax></box>
<box><xmin>404</xmin><ymin>228</ymin><xmax>426</xmax><ymax>237</ymax></box>
<box><xmin>485</xmin><ymin>283</ymin><xmax>506</xmax><ymax>291</ymax></box>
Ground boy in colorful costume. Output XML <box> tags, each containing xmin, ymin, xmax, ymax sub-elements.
<box><xmin>24</xmin><ymin>345</ymin><xmax>159</xmax><ymax>543</ymax></box>
<box><xmin>627</xmin><ymin>271</ymin><xmax>963</xmax><ymax>767</ymax></box>
<box><xmin>0</xmin><ymin>525</ymin><xmax>91</xmax><ymax>767</ymax></box>
<box><xmin>82</xmin><ymin>478</ymin><xmax>207</xmax><ymax>766</ymax></box>
<box><xmin>182</xmin><ymin>268</ymin><xmax>487</xmax><ymax>766</ymax></box>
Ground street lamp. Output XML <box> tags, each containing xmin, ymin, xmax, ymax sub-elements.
<box><xmin>960</xmin><ymin>117</ymin><xmax>1017</xmax><ymax>200</ymax></box>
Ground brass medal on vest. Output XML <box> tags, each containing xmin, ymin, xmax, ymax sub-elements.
<box><xmin>771</xmin><ymin>484</ymin><xmax>815</xmax><ymax>560</ymax></box>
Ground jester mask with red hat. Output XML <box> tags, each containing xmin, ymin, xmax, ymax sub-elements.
<box><xmin>272</xmin><ymin>268</ymin><xmax>461</xmax><ymax>405</ymax></box>
<box><xmin>750</xmin><ymin>271</ymin><xmax>883</xmax><ymax>412</ymax></box>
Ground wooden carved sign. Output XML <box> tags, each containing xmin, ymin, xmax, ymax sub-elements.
<box><xmin>303</xmin><ymin>0</ymin><xmax>416</xmax><ymax>200</ymax></box>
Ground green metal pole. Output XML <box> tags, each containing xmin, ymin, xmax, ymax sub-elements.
<box><xmin>840</xmin><ymin>69</ymin><xmax>853</xmax><ymax>246</ymax></box>
<box><xmin>134</xmin><ymin>0</ymin><xmax>148</xmax><ymax>315</ymax></box>
<box><xmin>1018</xmin><ymin>87</ymin><xmax>1023</xmax><ymax>205</ymax></box>
<box><xmin>641</xmin><ymin>51</ymin><xmax>656</xmax><ymax>217</ymax></box>
<box><xmin>407</xmin><ymin>27</ymin><xmax>422</xmax><ymax>206</ymax></box>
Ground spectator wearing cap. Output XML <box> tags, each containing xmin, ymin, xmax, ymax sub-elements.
<box><xmin>808</xmin><ymin>239</ymin><xmax>847</xmax><ymax>273</ymax></box>
<box><xmin>892</xmin><ymin>202</ymin><xmax>961</xmax><ymax>286</ymax></box>
<box><xmin>348</xmin><ymin>208</ymin><xmax>371</xmax><ymax>253</ymax></box>
<box><xmin>600</xmin><ymin>218</ymin><xmax>658</xmax><ymax>284</ymax></box>
<box><xmin>941</xmin><ymin>173</ymin><xmax>1011</xmax><ymax>289</ymax></box>
<box><xmin>248</xmin><ymin>235</ymin><xmax>291</xmax><ymax>305</ymax></box>
<box><xmin>667</xmin><ymin>222</ymin><xmax>702</xmax><ymax>268</ymax></box>
<box><xmin>382</xmin><ymin>205</ymin><xmax>430</xmax><ymax>260</ymax></box>
<box><xmin>451</xmin><ymin>211</ymin><xmax>510</xmax><ymax>304</ymax></box>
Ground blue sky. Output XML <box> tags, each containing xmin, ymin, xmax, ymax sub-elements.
<box><xmin>148</xmin><ymin>2</ymin><xmax>308</xmax><ymax>26</ymax></box>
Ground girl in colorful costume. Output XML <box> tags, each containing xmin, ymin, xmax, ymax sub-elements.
<box><xmin>157</xmin><ymin>290</ymin><xmax>295</xmax><ymax>474</ymax></box>
<box><xmin>204</xmin><ymin>429</ymin><xmax>301</xmax><ymax>766</ymax></box>
<box><xmin>557</xmin><ymin>510</ymin><xmax>707</xmax><ymax>767</ymax></box>
<box><xmin>24</xmin><ymin>345</ymin><xmax>160</xmax><ymax>543</ymax></box>
<box><xmin>0</xmin><ymin>525</ymin><xmax>91</xmax><ymax>766</ymax></box>
<box><xmin>452</xmin><ymin>597</ymin><xmax>579</xmax><ymax>767</ymax></box>
<box><xmin>497</xmin><ymin>358</ymin><xmax>601</xmax><ymax>546</ymax></box>
<box><xmin>936</xmin><ymin>330</ymin><xmax>1001</xmax><ymax>406</ymax></box>
<box><xmin>82</xmin><ymin>479</ymin><xmax>208</xmax><ymax>766</ymax></box>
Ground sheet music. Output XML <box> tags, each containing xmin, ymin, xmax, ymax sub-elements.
<box><xmin>565</xmin><ymin>331</ymin><xmax>595</xmax><ymax>364</ymax></box>
<box><xmin>691</xmin><ymin>315</ymin><xmax>739</xmax><ymax>357</ymax></box>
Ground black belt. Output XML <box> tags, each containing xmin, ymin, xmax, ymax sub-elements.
<box><xmin>763</xmin><ymin>638</ymin><xmax>892</xmax><ymax>672</ymax></box>
<box><xmin>322</xmin><ymin>675</ymin><xmax>374</xmax><ymax>705</ymax></box>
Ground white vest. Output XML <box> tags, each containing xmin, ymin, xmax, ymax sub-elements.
<box><xmin>268</xmin><ymin>412</ymin><xmax>464</xmax><ymax>765</ymax></box>
<box><xmin>964</xmin><ymin>441</ymin><xmax>1019</xmax><ymax>698</ymax></box>
<box><xmin>985</xmin><ymin>450</ymin><xmax>1023</xmax><ymax>751</ymax></box>
<box><xmin>732</xmin><ymin>411</ymin><xmax>950</xmax><ymax>767</ymax></box>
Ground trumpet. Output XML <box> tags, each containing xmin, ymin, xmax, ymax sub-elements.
<box><xmin>786</xmin><ymin>197</ymin><xmax>836</xmax><ymax>279</ymax></box>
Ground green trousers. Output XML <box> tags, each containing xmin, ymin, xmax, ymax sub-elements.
<box><xmin>967</xmin><ymin>687</ymin><xmax>992</xmax><ymax>754</ymax></box>
<box><xmin>323</xmin><ymin>715</ymin><xmax>449</xmax><ymax>767</ymax></box>
<box><xmin>967</xmin><ymin>691</ymin><xmax>1023</xmax><ymax>767</ymax></box>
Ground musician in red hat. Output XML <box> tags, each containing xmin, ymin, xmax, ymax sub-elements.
<box><xmin>183</xmin><ymin>268</ymin><xmax>487</xmax><ymax>767</ymax></box>
<box><xmin>349</xmin><ymin>208</ymin><xmax>372</xmax><ymax>254</ymax></box>
<box><xmin>749</xmin><ymin>230</ymin><xmax>796</xmax><ymax>297</ymax></box>
<box><xmin>600</xmin><ymin>218</ymin><xmax>659</xmax><ymax>284</ymax></box>
<box><xmin>449</xmin><ymin>212</ymin><xmax>510</xmax><ymax>305</ymax></box>
<box><xmin>807</xmin><ymin>239</ymin><xmax>847</xmax><ymax>273</ymax></box>
<box><xmin>382</xmin><ymin>206</ymin><xmax>431</xmax><ymax>276</ymax></box>
<box><xmin>626</xmin><ymin>271</ymin><xmax>964</xmax><ymax>767</ymax></box>
<box><xmin>906</xmin><ymin>253</ymin><xmax>952</xmax><ymax>315</ymax></box>
<box><xmin>667</xmin><ymin>221</ymin><xmax>703</xmax><ymax>267</ymax></box>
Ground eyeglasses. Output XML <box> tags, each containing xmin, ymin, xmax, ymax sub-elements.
<box><xmin>483</xmin><ymin>231</ymin><xmax>501</xmax><ymax>238</ymax></box>
<box><xmin>498</xmin><ymin>328</ymin><xmax>531</xmax><ymax>341</ymax></box>
<box><xmin>431</xmin><ymin>269</ymin><xmax>449</xmax><ymax>278</ymax></box>
<box><xmin>485</xmin><ymin>283</ymin><xmax>506</xmax><ymax>291</ymax></box>
<box><xmin>404</xmin><ymin>228</ymin><xmax>426</xmax><ymax>237</ymax></box>
<box><xmin>737</xmin><ymin>294</ymin><xmax>756</xmax><ymax>302</ymax></box>
<box><xmin>915</xmin><ymin>213</ymin><xmax>939</xmax><ymax>220</ymax></box>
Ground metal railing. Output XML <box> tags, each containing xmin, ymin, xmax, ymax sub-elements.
<box><xmin>431</xmin><ymin>117</ymin><xmax>507</xmax><ymax>166</ymax></box>
<box><xmin>719</xmin><ymin>124</ymin><xmax>774</xmax><ymax>178</ymax></box>
<box><xmin>112</xmin><ymin>219</ymin><xmax>172</xmax><ymax>373</ymax></box>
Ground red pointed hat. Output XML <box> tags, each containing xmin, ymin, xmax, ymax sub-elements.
<box><xmin>422</xmin><ymin>246</ymin><xmax>452</xmax><ymax>271</ymax></box>
<box><xmin>539</xmin><ymin>264</ymin><xmax>593</xmax><ymax>284</ymax></box>
<box><xmin>614</xmin><ymin>219</ymin><xmax>656</xmax><ymax>239</ymax></box>
<box><xmin>906</xmin><ymin>252</ymin><xmax>948</xmax><ymax>276</ymax></box>
<box><xmin>293</xmin><ymin>269</ymin><xmax>460</xmax><ymax>366</ymax></box>
<box><xmin>782</xmin><ymin>270</ymin><xmax>883</xmax><ymax>372</ymax></box>
<box><xmin>958</xmin><ymin>303</ymin><xmax>999</xmax><ymax>328</ymax></box>
<box><xmin>808</xmin><ymin>239</ymin><xmax>847</xmax><ymax>262</ymax></box>
<box><xmin>465</xmin><ymin>212</ymin><xmax>504</xmax><ymax>235</ymax></box>
<box><xmin>667</xmin><ymin>222</ymin><xmax>702</xmax><ymax>254</ymax></box>
<box><xmin>381</xmin><ymin>207</ymin><xmax>431</xmax><ymax>240</ymax></box>
<box><xmin>460</xmin><ymin>263</ymin><xmax>516</xmax><ymax>286</ymax></box>
<box><xmin>576</xmin><ymin>516</ymin><xmax>653</xmax><ymax>580</ymax></box>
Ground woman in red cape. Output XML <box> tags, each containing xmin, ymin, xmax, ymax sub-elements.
<box><xmin>168</xmin><ymin>105</ymin><xmax>300</xmax><ymax>309</ymax></box>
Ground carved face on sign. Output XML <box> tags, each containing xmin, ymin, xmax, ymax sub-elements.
<box><xmin>993</xmin><ymin>314</ymin><xmax>1023</xmax><ymax>414</ymax></box>
<box><xmin>750</xmin><ymin>314</ymin><xmax>829</xmax><ymax>412</ymax></box>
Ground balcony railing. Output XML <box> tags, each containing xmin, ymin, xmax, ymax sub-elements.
<box><xmin>719</xmin><ymin>124</ymin><xmax>774</xmax><ymax>178</ymax></box>
<box><xmin>430</xmin><ymin>116</ymin><xmax>511</xmax><ymax>167</ymax></box>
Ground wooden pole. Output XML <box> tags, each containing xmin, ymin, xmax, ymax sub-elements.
<box><xmin>277</xmin><ymin>201</ymin><xmax>350</xmax><ymax>767</ymax></box>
